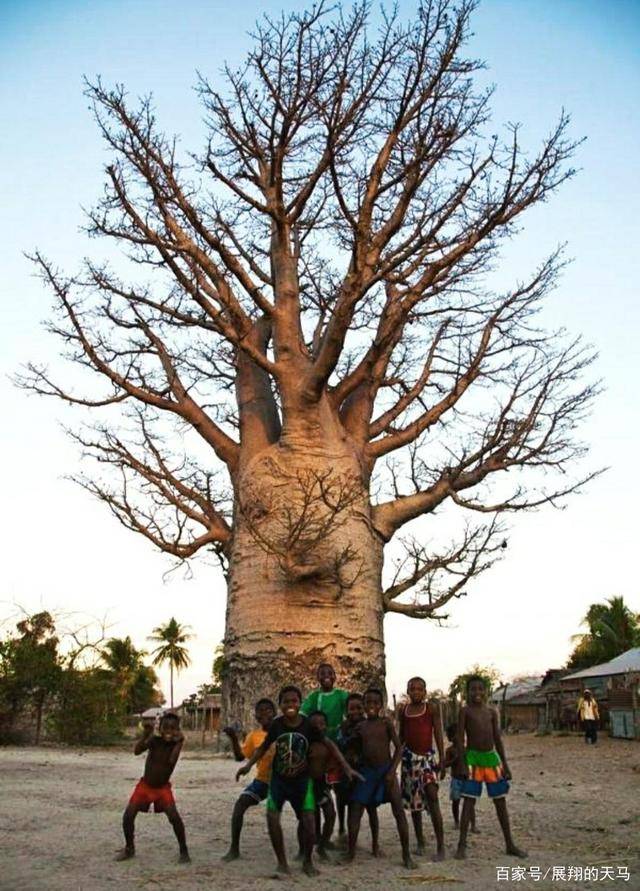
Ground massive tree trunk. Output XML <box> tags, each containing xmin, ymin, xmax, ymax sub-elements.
<box><xmin>222</xmin><ymin>412</ymin><xmax>386</xmax><ymax>729</ymax></box>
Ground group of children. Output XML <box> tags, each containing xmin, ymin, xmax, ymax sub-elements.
<box><xmin>116</xmin><ymin>663</ymin><xmax>527</xmax><ymax>871</ymax></box>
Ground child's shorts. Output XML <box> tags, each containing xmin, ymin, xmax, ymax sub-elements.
<box><xmin>313</xmin><ymin>776</ymin><xmax>331</xmax><ymax>807</ymax></box>
<box><xmin>449</xmin><ymin>777</ymin><xmax>465</xmax><ymax>802</ymax></box>
<box><xmin>240</xmin><ymin>778</ymin><xmax>269</xmax><ymax>803</ymax></box>
<box><xmin>128</xmin><ymin>778</ymin><xmax>175</xmax><ymax>813</ymax></box>
<box><xmin>351</xmin><ymin>763</ymin><xmax>390</xmax><ymax>807</ymax></box>
<box><xmin>401</xmin><ymin>747</ymin><xmax>438</xmax><ymax>811</ymax></box>
<box><xmin>267</xmin><ymin>774</ymin><xmax>315</xmax><ymax>818</ymax></box>
<box><xmin>461</xmin><ymin>764</ymin><xmax>510</xmax><ymax>800</ymax></box>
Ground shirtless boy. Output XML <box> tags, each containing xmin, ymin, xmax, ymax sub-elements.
<box><xmin>116</xmin><ymin>712</ymin><xmax>189</xmax><ymax>863</ymax></box>
<box><xmin>455</xmin><ymin>677</ymin><xmax>527</xmax><ymax>860</ymax></box>
<box><xmin>307</xmin><ymin>710</ymin><xmax>337</xmax><ymax>860</ymax></box>
<box><xmin>236</xmin><ymin>685</ymin><xmax>361</xmax><ymax>877</ymax></box>
<box><xmin>399</xmin><ymin>677</ymin><xmax>446</xmax><ymax>860</ymax></box>
<box><xmin>347</xmin><ymin>688</ymin><xmax>417</xmax><ymax>870</ymax></box>
<box><xmin>222</xmin><ymin>698</ymin><xmax>276</xmax><ymax>861</ymax></box>
<box><xmin>337</xmin><ymin>693</ymin><xmax>380</xmax><ymax>856</ymax></box>
<box><xmin>445</xmin><ymin>722</ymin><xmax>476</xmax><ymax>832</ymax></box>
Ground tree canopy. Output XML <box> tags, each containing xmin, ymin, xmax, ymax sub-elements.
<box><xmin>18</xmin><ymin>0</ymin><xmax>599</xmax><ymax>626</ymax></box>
<box><xmin>449</xmin><ymin>663</ymin><xmax>501</xmax><ymax>700</ymax></box>
<box><xmin>567</xmin><ymin>596</ymin><xmax>640</xmax><ymax>671</ymax></box>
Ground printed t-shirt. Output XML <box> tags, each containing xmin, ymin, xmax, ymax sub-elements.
<box><xmin>242</xmin><ymin>728</ymin><xmax>274</xmax><ymax>784</ymax></box>
<box><xmin>582</xmin><ymin>701</ymin><xmax>595</xmax><ymax>721</ymax></box>
<box><xmin>263</xmin><ymin>715</ymin><xmax>323</xmax><ymax>779</ymax></box>
<box><xmin>300</xmin><ymin>688</ymin><xmax>349</xmax><ymax>741</ymax></box>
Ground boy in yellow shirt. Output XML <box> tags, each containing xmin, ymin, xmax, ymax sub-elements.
<box><xmin>222</xmin><ymin>698</ymin><xmax>276</xmax><ymax>860</ymax></box>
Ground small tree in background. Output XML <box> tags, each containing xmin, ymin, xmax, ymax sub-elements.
<box><xmin>148</xmin><ymin>618</ymin><xmax>193</xmax><ymax>707</ymax></box>
<box><xmin>0</xmin><ymin>612</ymin><xmax>61</xmax><ymax>744</ymax></box>
<box><xmin>449</xmin><ymin>664</ymin><xmax>501</xmax><ymax>704</ymax></box>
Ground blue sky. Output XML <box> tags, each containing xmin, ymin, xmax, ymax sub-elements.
<box><xmin>1</xmin><ymin>0</ymin><xmax>639</xmax><ymax>704</ymax></box>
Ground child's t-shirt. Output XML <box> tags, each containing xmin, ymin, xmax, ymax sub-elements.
<box><xmin>300</xmin><ymin>688</ymin><xmax>349</xmax><ymax>741</ymax></box>
<box><xmin>262</xmin><ymin>715</ymin><xmax>323</xmax><ymax>779</ymax></box>
<box><xmin>241</xmin><ymin>728</ymin><xmax>274</xmax><ymax>784</ymax></box>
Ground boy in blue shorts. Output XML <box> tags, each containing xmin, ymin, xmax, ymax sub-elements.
<box><xmin>454</xmin><ymin>677</ymin><xmax>527</xmax><ymax>860</ymax></box>
<box><xmin>347</xmin><ymin>688</ymin><xmax>417</xmax><ymax>870</ymax></box>
<box><xmin>236</xmin><ymin>685</ymin><xmax>361</xmax><ymax>877</ymax></box>
<box><xmin>445</xmin><ymin>722</ymin><xmax>476</xmax><ymax>832</ymax></box>
<box><xmin>222</xmin><ymin>698</ymin><xmax>276</xmax><ymax>861</ymax></box>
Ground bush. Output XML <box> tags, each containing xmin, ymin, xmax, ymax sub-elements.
<box><xmin>47</xmin><ymin>668</ymin><xmax>126</xmax><ymax>745</ymax></box>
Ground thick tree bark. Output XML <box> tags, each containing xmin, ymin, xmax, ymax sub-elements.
<box><xmin>222</xmin><ymin>422</ymin><xmax>386</xmax><ymax>729</ymax></box>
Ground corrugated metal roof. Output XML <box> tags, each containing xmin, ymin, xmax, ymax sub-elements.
<box><xmin>563</xmin><ymin>648</ymin><xmax>640</xmax><ymax>681</ymax></box>
<box><xmin>490</xmin><ymin>677</ymin><xmax>543</xmax><ymax>703</ymax></box>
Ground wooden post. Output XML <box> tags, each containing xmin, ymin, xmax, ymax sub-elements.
<box><xmin>501</xmin><ymin>684</ymin><xmax>509</xmax><ymax>730</ymax></box>
<box><xmin>545</xmin><ymin>695</ymin><xmax>550</xmax><ymax>731</ymax></box>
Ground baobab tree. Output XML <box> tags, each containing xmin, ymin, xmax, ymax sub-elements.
<box><xmin>20</xmin><ymin>0</ymin><xmax>599</xmax><ymax>725</ymax></box>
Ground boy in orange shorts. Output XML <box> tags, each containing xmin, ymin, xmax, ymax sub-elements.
<box><xmin>116</xmin><ymin>712</ymin><xmax>189</xmax><ymax>863</ymax></box>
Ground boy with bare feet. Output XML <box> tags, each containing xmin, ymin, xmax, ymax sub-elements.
<box><xmin>116</xmin><ymin>712</ymin><xmax>189</xmax><ymax>863</ymax></box>
<box><xmin>337</xmin><ymin>693</ymin><xmax>380</xmax><ymax>856</ymax></box>
<box><xmin>454</xmin><ymin>677</ymin><xmax>527</xmax><ymax>861</ymax></box>
<box><xmin>307</xmin><ymin>711</ymin><xmax>337</xmax><ymax>860</ymax></box>
<box><xmin>236</xmin><ymin>685</ymin><xmax>361</xmax><ymax>877</ymax></box>
<box><xmin>301</xmin><ymin>663</ymin><xmax>349</xmax><ymax>838</ymax></box>
<box><xmin>445</xmin><ymin>722</ymin><xmax>476</xmax><ymax>833</ymax></box>
<box><xmin>221</xmin><ymin>698</ymin><xmax>276</xmax><ymax>861</ymax></box>
<box><xmin>399</xmin><ymin>677</ymin><xmax>446</xmax><ymax>860</ymax></box>
<box><xmin>347</xmin><ymin>688</ymin><xmax>417</xmax><ymax>870</ymax></box>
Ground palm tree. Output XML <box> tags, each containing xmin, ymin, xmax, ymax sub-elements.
<box><xmin>148</xmin><ymin>618</ymin><xmax>193</xmax><ymax>708</ymax></box>
<box><xmin>102</xmin><ymin>637</ymin><xmax>162</xmax><ymax>713</ymax></box>
<box><xmin>568</xmin><ymin>596</ymin><xmax>640</xmax><ymax>669</ymax></box>
<box><xmin>102</xmin><ymin>637</ymin><xmax>140</xmax><ymax>708</ymax></box>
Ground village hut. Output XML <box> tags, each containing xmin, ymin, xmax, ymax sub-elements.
<box><xmin>563</xmin><ymin>648</ymin><xmax>640</xmax><ymax>740</ymax></box>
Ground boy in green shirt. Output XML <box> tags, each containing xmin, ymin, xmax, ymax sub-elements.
<box><xmin>300</xmin><ymin>663</ymin><xmax>349</xmax><ymax>741</ymax></box>
<box><xmin>301</xmin><ymin>663</ymin><xmax>350</xmax><ymax>840</ymax></box>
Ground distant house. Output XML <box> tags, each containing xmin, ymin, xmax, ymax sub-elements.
<box><xmin>490</xmin><ymin>677</ymin><xmax>543</xmax><ymax>732</ymax></box>
<box><xmin>491</xmin><ymin>672</ymin><xmax>577</xmax><ymax>732</ymax></box>
<box><xmin>563</xmin><ymin>648</ymin><xmax>640</xmax><ymax>740</ymax></box>
<box><xmin>178</xmin><ymin>693</ymin><xmax>222</xmax><ymax>733</ymax></box>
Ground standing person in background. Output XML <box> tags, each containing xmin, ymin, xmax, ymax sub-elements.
<box><xmin>577</xmin><ymin>689</ymin><xmax>600</xmax><ymax>744</ymax></box>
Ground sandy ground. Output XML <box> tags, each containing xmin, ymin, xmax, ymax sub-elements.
<box><xmin>1</xmin><ymin>734</ymin><xmax>639</xmax><ymax>891</ymax></box>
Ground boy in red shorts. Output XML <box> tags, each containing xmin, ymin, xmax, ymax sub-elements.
<box><xmin>116</xmin><ymin>712</ymin><xmax>190</xmax><ymax>863</ymax></box>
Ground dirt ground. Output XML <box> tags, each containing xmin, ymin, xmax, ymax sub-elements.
<box><xmin>1</xmin><ymin>734</ymin><xmax>639</xmax><ymax>891</ymax></box>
